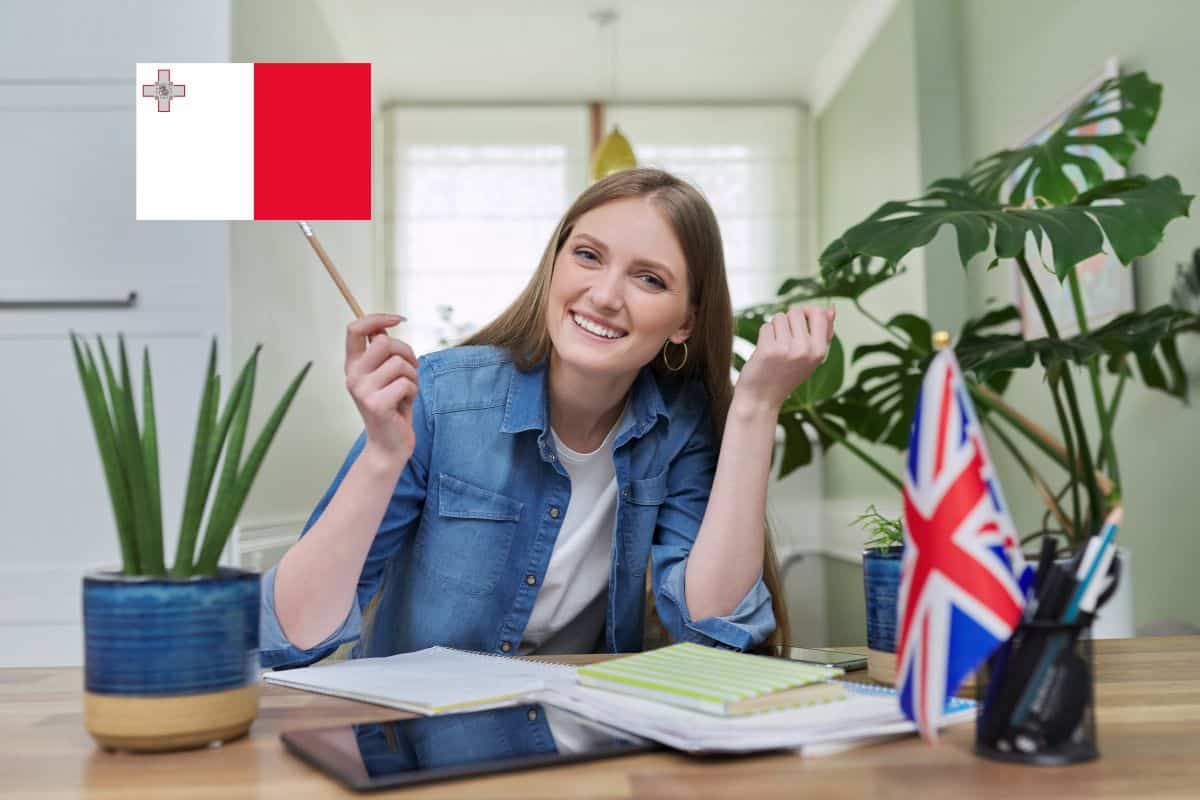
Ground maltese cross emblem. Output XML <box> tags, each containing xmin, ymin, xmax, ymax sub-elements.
<box><xmin>141</xmin><ymin>69</ymin><xmax>186</xmax><ymax>112</ymax></box>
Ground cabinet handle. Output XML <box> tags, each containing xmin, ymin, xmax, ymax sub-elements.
<box><xmin>0</xmin><ymin>291</ymin><xmax>138</xmax><ymax>310</ymax></box>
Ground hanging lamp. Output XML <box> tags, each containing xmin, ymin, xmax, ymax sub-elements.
<box><xmin>589</xmin><ymin>8</ymin><xmax>637</xmax><ymax>182</ymax></box>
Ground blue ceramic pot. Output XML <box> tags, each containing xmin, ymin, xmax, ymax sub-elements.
<box><xmin>82</xmin><ymin>567</ymin><xmax>261</xmax><ymax>752</ymax></box>
<box><xmin>863</xmin><ymin>546</ymin><xmax>903</xmax><ymax>654</ymax></box>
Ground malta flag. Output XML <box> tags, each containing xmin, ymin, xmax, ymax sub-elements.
<box><xmin>136</xmin><ymin>63</ymin><xmax>371</xmax><ymax>220</ymax></box>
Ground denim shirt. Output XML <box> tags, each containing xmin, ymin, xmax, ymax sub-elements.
<box><xmin>260</xmin><ymin>345</ymin><xmax>775</xmax><ymax>669</ymax></box>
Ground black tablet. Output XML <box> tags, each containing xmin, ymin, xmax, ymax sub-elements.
<box><xmin>281</xmin><ymin>702</ymin><xmax>660</xmax><ymax>792</ymax></box>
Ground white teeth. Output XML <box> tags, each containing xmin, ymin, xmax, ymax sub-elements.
<box><xmin>572</xmin><ymin>312</ymin><xmax>624</xmax><ymax>339</ymax></box>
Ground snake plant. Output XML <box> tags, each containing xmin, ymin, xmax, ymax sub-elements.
<box><xmin>70</xmin><ymin>334</ymin><xmax>311</xmax><ymax>577</ymax></box>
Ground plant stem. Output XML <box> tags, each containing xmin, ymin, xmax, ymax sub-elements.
<box><xmin>1099</xmin><ymin>370</ymin><xmax>1129</xmax><ymax>475</ymax></box>
<box><xmin>969</xmin><ymin>384</ymin><xmax>1071</xmax><ymax>471</ymax></box>
<box><xmin>1066</xmin><ymin>268</ymin><xmax>1122</xmax><ymax>492</ymax></box>
<box><xmin>1016</xmin><ymin>253</ymin><xmax>1105</xmax><ymax>536</ymax></box>
<box><xmin>806</xmin><ymin>408</ymin><xmax>903</xmax><ymax>491</ymax></box>
<box><xmin>983</xmin><ymin>416</ymin><xmax>1074</xmax><ymax>538</ymax></box>
<box><xmin>1048</xmin><ymin>378</ymin><xmax>1082</xmax><ymax>537</ymax></box>
<box><xmin>853</xmin><ymin>299</ymin><xmax>910</xmax><ymax>348</ymax></box>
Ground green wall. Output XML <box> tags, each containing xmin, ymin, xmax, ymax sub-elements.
<box><xmin>958</xmin><ymin>0</ymin><xmax>1200</xmax><ymax>629</ymax></box>
<box><xmin>817</xmin><ymin>0</ymin><xmax>1200</xmax><ymax>642</ymax></box>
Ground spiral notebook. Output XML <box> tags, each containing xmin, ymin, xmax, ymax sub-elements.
<box><xmin>263</xmin><ymin>646</ymin><xmax>576</xmax><ymax>715</ymax></box>
<box><xmin>576</xmin><ymin>642</ymin><xmax>846</xmax><ymax>716</ymax></box>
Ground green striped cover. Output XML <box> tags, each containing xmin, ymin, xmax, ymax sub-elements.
<box><xmin>576</xmin><ymin>642</ymin><xmax>843</xmax><ymax>716</ymax></box>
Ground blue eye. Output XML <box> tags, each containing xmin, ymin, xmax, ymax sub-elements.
<box><xmin>640</xmin><ymin>274</ymin><xmax>667</xmax><ymax>290</ymax></box>
<box><xmin>574</xmin><ymin>247</ymin><xmax>599</xmax><ymax>262</ymax></box>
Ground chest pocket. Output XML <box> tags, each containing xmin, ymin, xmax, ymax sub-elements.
<box><xmin>415</xmin><ymin>473</ymin><xmax>524</xmax><ymax>595</ymax></box>
<box><xmin>622</xmin><ymin>469</ymin><xmax>668</xmax><ymax>578</ymax></box>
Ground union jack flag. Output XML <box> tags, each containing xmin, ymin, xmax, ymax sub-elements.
<box><xmin>897</xmin><ymin>348</ymin><xmax>1034</xmax><ymax>741</ymax></box>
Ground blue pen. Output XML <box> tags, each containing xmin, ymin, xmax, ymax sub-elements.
<box><xmin>1062</xmin><ymin>508</ymin><xmax>1122</xmax><ymax>623</ymax></box>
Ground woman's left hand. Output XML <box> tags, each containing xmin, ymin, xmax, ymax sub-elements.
<box><xmin>735</xmin><ymin>306</ymin><xmax>836</xmax><ymax>413</ymax></box>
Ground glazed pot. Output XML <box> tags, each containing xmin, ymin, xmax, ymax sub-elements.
<box><xmin>82</xmin><ymin>568</ymin><xmax>260</xmax><ymax>752</ymax></box>
<box><xmin>862</xmin><ymin>546</ymin><xmax>903</xmax><ymax>683</ymax></box>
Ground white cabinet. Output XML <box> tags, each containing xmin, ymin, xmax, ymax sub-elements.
<box><xmin>0</xmin><ymin>1</ymin><xmax>233</xmax><ymax>666</ymax></box>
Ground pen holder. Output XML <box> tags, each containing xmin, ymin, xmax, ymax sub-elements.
<box><xmin>974</xmin><ymin>619</ymin><xmax>1097</xmax><ymax>765</ymax></box>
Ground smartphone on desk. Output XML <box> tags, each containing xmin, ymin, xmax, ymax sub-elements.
<box><xmin>766</xmin><ymin>646</ymin><xmax>868</xmax><ymax>671</ymax></box>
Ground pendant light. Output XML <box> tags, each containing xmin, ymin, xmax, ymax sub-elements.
<box><xmin>590</xmin><ymin>8</ymin><xmax>637</xmax><ymax>181</ymax></box>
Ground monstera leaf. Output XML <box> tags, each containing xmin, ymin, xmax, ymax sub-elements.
<box><xmin>820</xmin><ymin>175</ymin><xmax>1191</xmax><ymax>281</ymax></box>
<box><xmin>955</xmin><ymin>305</ymin><xmax>1200</xmax><ymax>401</ymax></box>
<box><xmin>846</xmin><ymin>314</ymin><xmax>932</xmax><ymax>450</ymax></box>
<box><xmin>737</xmin><ymin>259</ymin><xmax>902</xmax><ymax>325</ymax></box>
<box><xmin>966</xmin><ymin>71</ymin><xmax>1162</xmax><ymax>206</ymax></box>
<box><xmin>846</xmin><ymin>308</ymin><xmax>1026</xmax><ymax>450</ymax></box>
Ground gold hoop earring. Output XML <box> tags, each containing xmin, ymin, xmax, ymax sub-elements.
<box><xmin>662</xmin><ymin>340</ymin><xmax>688</xmax><ymax>372</ymax></box>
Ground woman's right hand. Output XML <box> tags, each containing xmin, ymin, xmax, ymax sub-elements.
<box><xmin>344</xmin><ymin>314</ymin><xmax>419</xmax><ymax>471</ymax></box>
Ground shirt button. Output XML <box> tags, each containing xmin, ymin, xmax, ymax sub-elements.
<box><xmin>549</xmin><ymin>506</ymin><xmax>560</xmax><ymax>518</ymax></box>
<box><xmin>621</xmin><ymin>488</ymin><xmax>630</xmax><ymax>499</ymax></box>
<box><xmin>500</xmin><ymin>641</ymin><xmax>512</xmax><ymax>653</ymax></box>
<box><xmin>527</xmin><ymin>708</ymin><xmax>538</xmax><ymax>722</ymax></box>
<box><xmin>526</xmin><ymin>574</ymin><xmax>537</xmax><ymax>586</ymax></box>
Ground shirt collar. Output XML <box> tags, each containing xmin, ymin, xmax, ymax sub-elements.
<box><xmin>500</xmin><ymin>357</ymin><xmax>670</xmax><ymax>439</ymax></box>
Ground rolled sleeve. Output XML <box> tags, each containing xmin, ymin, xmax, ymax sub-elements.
<box><xmin>648</xmin><ymin>394</ymin><xmax>777</xmax><ymax>652</ymax></box>
<box><xmin>259</xmin><ymin>562</ymin><xmax>362</xmax><ymax>669</ymax></box>
<box><xmin>656</xmin><ymin>561</ymin><xmax>775</xmax><ymax>651</ymax></box>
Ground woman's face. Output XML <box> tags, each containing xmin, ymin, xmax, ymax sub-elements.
<box><xmin>546</xmin><ymin>196</ymin><xmax>694</xmax><ymax>381</ymax></box>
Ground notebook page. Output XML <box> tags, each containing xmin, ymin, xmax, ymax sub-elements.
<box><xmin>264</xmin><ymin>646</ymin><xmax>577</xmax><ymax>714</ymax></box>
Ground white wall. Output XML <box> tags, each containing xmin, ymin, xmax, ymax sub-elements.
<box><xmin>229</xmin><ymin>0</ymin><xmax>384</xmax><ymax>562</ymax></box>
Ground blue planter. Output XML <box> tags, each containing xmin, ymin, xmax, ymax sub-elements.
<box><xmin>82</xmin><ymin>568</ymin><xmax>261</xmax><ymax>752</ymax></box>
<box><xmin>863</xmin><ymin>546</ymin><xmax>903</xmax><ymax>654</ymax></box>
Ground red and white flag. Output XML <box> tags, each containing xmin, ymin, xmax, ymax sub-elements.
<box><xmin>136</xmin><ymin>63</ymin><xmax>371</xmax><ymax>220</ymax></box>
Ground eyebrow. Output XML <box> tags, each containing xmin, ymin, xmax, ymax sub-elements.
<box><xmin>572</xmin><ymin>232</ymin><xmax>681</xmax><ymax>280</ymax></box>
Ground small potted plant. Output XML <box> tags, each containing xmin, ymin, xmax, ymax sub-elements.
<box><xmin>852</xmin><ymin>506</ymin><xmax>904</xmax><ymax>681</ymax></box>
<box><xmin>71</xmin><ymin>334</ymin><xmax>309</xmax><ymax>752</ymax></box>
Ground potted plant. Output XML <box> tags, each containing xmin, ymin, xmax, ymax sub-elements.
<box><xmin>736</xmin><ymin>71</ymin><xmax>1198</xmax><ymax>676</ymax></box>
<box><xmin>71</xmin><ymin>334</ymin><xmax>310</xmax><ymax>752</ymax></box>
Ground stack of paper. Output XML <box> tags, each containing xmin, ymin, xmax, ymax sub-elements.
<box><xmin>537</xmin><ymin>681</ymin><xmax>976</xmax><ymax>754</ymax></box>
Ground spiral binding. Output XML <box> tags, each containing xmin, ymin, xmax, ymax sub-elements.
<box><xmin>439</xmin><ymin>646</ymin><xmax>578</xmax><ymax>676</ymax></box>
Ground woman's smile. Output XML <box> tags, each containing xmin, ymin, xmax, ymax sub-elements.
<box><xmin>569</xmin><ymin>309</ymin><xmax>628</xmax><ymax>342</ymax></box>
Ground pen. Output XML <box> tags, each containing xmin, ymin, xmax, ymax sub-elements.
<box><xmin>1008</xmin><ymin>507</ymin><xmax>1122</xmax><ymax>729</ymax></box>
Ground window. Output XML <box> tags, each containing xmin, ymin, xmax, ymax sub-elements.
<box><xmin>384</xmin><ymin>105</ymin><xmax>809</xmax><ymax>357</ymax></box>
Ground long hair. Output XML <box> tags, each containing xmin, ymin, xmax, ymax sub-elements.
<box><xmin>463</xmin><ymin>168</ymin><xmax>790</xmax><ymax>648</ymax></box>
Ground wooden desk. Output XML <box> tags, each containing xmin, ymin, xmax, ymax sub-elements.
<box><xmin>3</xmin><ymin>637</ymin><xmax>1199</xmax><ymax>799</ymax></box>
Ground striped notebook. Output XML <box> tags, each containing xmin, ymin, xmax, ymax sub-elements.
<box><xmin>576</xmin><ymin>642</ymin><xmax>846</xmax><ymax>716</ymax></box>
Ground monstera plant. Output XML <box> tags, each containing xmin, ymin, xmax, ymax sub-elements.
<box><xmin>737</xmin><ymin>70</ymin><xmax>1198</xmax><ymax>549</ymax></box>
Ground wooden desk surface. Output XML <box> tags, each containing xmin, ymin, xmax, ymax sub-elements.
<box><xmin>3</xmin><ymin>637</ymin><xmax>1199</xmax><ymax>799</ymax></box>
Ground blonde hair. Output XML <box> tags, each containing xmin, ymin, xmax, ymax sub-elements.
<box><xmin>463</xmin><ymin>168</ymin><xmax>790</xmax><ymax>648</ymax></box>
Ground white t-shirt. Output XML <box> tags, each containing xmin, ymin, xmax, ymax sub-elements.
<box><xmin>519</xmin><ymin>405</ymin><xmax>630</xmax><ymax>655</ymax></box>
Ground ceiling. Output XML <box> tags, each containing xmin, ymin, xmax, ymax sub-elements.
<box><xmin>310</xmin><ymin>0</ymin><xmax>894</xmax><ymax>108</ymax></box>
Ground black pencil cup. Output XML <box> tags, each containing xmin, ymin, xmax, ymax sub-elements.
<box><xmin>974</xmin><ymin>619</ymin><xmax>1097</xmax><ymax>765</ymax></box>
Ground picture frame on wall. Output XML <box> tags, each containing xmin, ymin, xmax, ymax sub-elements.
<box><xmin>1004</xmin><ymin>57</ymin><xmax>1137</xmax><ymax>339</ymax></box>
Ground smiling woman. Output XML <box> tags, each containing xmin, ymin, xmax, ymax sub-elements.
<box><xmin>262</xmin><ymin>168</ymin><xmax>833</xmax><ymax>668</ymax></box>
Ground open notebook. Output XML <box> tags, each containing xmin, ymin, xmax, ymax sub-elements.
<box><xmin>263</xmin><ymin>646</ymin><xmax>575</xmax><ymax>715</ymax></box>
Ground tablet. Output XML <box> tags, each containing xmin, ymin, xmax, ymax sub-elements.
<box><xmin>281</xmin><ymin>703</ymin><xmax>660</xmax><ymax>792</ymax></box>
